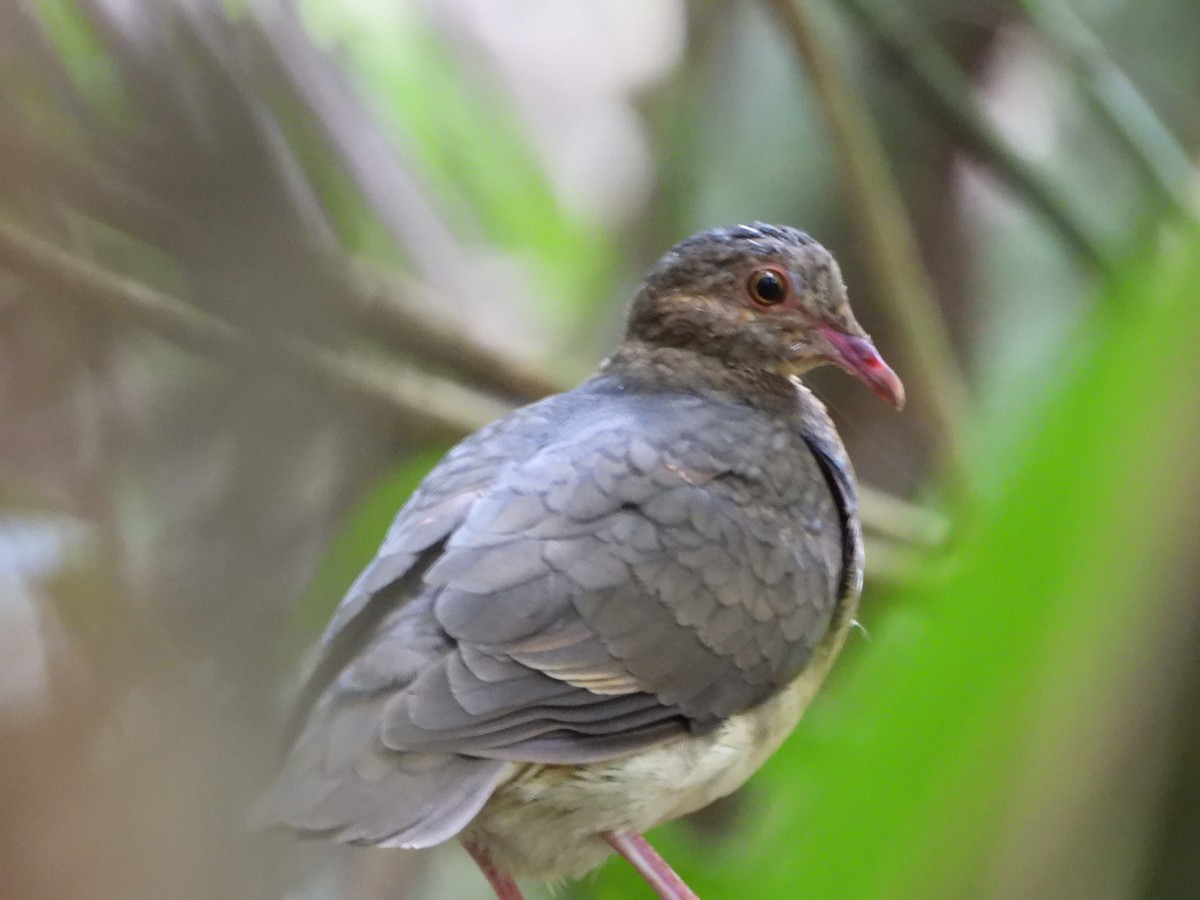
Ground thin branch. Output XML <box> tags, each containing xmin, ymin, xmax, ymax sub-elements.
<box><xmin>828</xmin><ymin>0</ymin><xmax>1112</xmax><ymax>271</ymax></box>
<box><xmin>0</xmin><ymin>131</ymin><xmax>560</xmax><ymax>403</ymax></box>
<box><xmin>1018</xmin><ymin>0</ymin><xmax>1196</xmax><ymax>223</ymax></box>
<box><xmin>859</xmin><ymin>484</ymin><xmax>947</xmax><ymax>548</ymax></box>
<box><xmin>248</xmin><ymin>7</ymin><xmax>563</xmax><ymax>400</ymax></box>
<box><xmin>861</xmin><ymin>536</ymin><xmax>926</xmax><ymax>589</ymax></box>
<box><xmin>0</xmin><ymin>213</ymin><xmax>507</xmax><ymax>444</ymax></box>
<box><xmin>339</xmin><ymin>262</ymin><xmax>564</xmax><ymax>401</ymax></box>
<box><xmin>766</xmin><ymin>0</ymin><xmax>971</xmax><ymax>483</ymax></box>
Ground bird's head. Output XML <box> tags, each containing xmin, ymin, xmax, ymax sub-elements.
<box><xmin>626</xmin><ymin>223</ymin><xmax>904</xmax><ymax>408</ymax></box>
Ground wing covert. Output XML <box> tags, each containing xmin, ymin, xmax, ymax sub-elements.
<box><xmin>365</xmin><ymin>394</ymin><xmax>849</xmax><ymax>763</ymax></box>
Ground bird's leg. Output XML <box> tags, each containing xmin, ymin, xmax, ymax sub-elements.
<box><xmin>462</xmin><ymin>839</ymin><xmax>525</xmax><ymax>900</ymax></box>
<box><xmin>602</xmin><ymin>831</ymin><xmax>700</xmax><ymax>900</ymax></box>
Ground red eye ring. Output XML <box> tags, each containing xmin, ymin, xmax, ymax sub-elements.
<box><xmin>747</xmin><ymin>267</ymin><xmax>790</xmax><ymax>306</ymax></box>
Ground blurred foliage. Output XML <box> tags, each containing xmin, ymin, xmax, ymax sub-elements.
<box><xmin>295</xmin><ymin>0</ymin><xmax>619</xmax><ymax>327</ymax></box>
<box><xmin>2</xmin><ymin>1</ymin><xmax>1199</xmax><ymax>899</ymax></box>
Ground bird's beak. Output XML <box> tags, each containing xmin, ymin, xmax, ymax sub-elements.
<box><xmin>818</xmin><ymin>325</ymin><xmax>905</xmax><ymax>409</ymax></box>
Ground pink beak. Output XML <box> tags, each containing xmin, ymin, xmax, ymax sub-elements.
<box><xmin>819</xmin><ymin>326</ymin><xmax>905</xmax><ymax>409</ymax></box>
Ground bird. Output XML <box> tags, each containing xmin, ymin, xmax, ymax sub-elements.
<box><xmin>261</xmin><ymin>223</ymin><xmax>903</xmax><ymax>899</ymax></box>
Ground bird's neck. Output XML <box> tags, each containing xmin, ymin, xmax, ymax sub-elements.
<box><xmin>595</xmin><ymin>341</ymin><xmax>803</xmax><ymax>415</ymax></box>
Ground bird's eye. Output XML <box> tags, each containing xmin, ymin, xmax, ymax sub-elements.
<box><xmin>747</xmin><ymin>268</ymin><xmax>790</xmax><ymax>306</ymax></box>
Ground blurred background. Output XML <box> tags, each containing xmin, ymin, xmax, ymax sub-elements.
<box><xmin>1</xmin><ymin>0</ymin><xmax>1198</xmax><ymax>898</ymax></box>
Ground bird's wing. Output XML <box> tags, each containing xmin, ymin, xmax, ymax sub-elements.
<box><xmin>279</xmin><ymin>397</ymin><xmax>565</xmax><ymax>740</ymax></box>
<box><xmin>261</xmin><ymin>398</ymin><xmax>566</xmax><ymax>847</ymax></box>
<box><xmin>265</xmin><ymin>391</ymin><xmax>856</xmax><ymax>846</ymax></box>
<box><xmin>375</xmin><ymin>394</ymin><xmax>848</xmax><ymax>757</ymax></box>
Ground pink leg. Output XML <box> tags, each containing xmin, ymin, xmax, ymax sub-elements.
<box><xmin>462</xmin><ymin>839</ymin><xmax>525</xmax><ymax>900</ymax></box>
<box><xmin>603</xmin><ymin>831</ymin><xmax>700</xmax><ymax>900</ymax></box>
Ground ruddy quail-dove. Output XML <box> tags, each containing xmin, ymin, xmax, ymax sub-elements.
<box><xmin>262</xmin><ymin>223</ymin><xmax>904</xmax><ymax>899</ymax></box>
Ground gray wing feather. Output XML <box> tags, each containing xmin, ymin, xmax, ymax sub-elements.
<box><xmin>260</xmin><ymin>694</ymin><xmax>511</xmax><ymax>848</ymax></box>
<box><xmin>375</xmin><ymin>397</ymin><xmax>847</xmax><ymax>752</ymax></box>
<box><xmin>267</xmin><ymin>387</ymin><xmax>856</xmax><ymax>845</ymax></box>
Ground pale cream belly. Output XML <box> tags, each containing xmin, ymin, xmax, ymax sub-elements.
<box><xmin>462</xmin><ymin>612</ymin><xmax>856</xmax><ymax>880</ymax></box>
